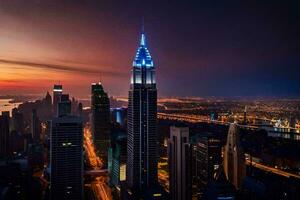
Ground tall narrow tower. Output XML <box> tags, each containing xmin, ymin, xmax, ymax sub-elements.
<box><xmin>53</xmin><ymin>84</ymin><xmax>63</xmax><ymax>116</ymax></box>
<box><xmin>168</xmin><ymin>126</ymin><xmax>191</xmax><ymax>200</ymax></box>
<box><xmin>50</xmin><ymin>95</ymin><xmax>83</xmax><ymax>200</ymax></box>
<box><xmin>91</xmin><ymin>82</ymin><xmax>110</xmax><ymax>166</ymax></box>
<box><xmin>223</xmin><ymin>123</ymin><xmax>246</xmax><ymax>189</ymax></box>
<box><xmin>126</xmin><ymin>30</ymin><xmax>158</xmax><ymax>195</ymax></box>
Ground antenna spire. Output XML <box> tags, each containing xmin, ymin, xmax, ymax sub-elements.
<box><xmin>140</xmin><ymin>17</ymin><xmax>146</xmax><ymax>46</ymax></box>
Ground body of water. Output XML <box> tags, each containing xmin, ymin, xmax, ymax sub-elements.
<box><xmin>0</xmin><ymin>99</ymin><xmax>22</xmax><ymax>116</ymax></box>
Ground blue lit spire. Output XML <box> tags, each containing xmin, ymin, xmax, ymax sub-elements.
<box><xmin>133</xmin><ymin>28</ymin><xmax>154</xmax><ymax>68</ymax></box>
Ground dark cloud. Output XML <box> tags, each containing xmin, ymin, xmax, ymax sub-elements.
<box><xmin>0</xmin><ymin>58</ymin><xmax>126</xmax><ymax>77</ymax></box>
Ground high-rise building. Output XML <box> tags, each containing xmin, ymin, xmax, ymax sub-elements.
<box><xmin>111</xmin><ymin>107</ymin><xmax>127</xmax><ymax>128</ymax></box>
<box><xmin>58</xmin><ymin>94</ymin><xmax>71</xmax><ymax>117</ymax></box>
<box><xmin>53</xmin><ymin>84</ymin><xmax>63</xmax><ymax>116</ymax></box>
<box><xmin>223</xmin><ymin>123</ymin><xmax>246</xmax><ymax>189</ymax></box>
<box><xmin>126</xmin><ymin>30</ymin><xmax>158</xmax><ymax>197</ymax></box>
<box><xmin>44</xmin><ymin>91</ymin><xmax>52</xmax><ymax>120</ymax></box>
<box><xmin>77</xmin><ymin>102</ymin><xmax>83</xmax><ymax>117</ymax></box>
<box><xmin>168</xmin><ymin>126</ymin><xmax>191</xmax><ymax>200</ymax></box>
<box><xmin>91</xmin><ymin>82</ymin><xmax>110</xmax><ymax>165</ymax></box>
<box><xmin>191</xmin><ymin>135</ymin><xmax>222</xmax><ymax>198</ymax></box>
<box><xmin>31</xmin><ymin>109</ymin><xmax>41</xmax><ymax>142</ymax></box>
<box><xmin>50</xmin><ymin>97</ymin><xmax>83</xmax><ymax>200</ymax></box>
<box><xmin>0</xmin><ymin>111</ymin><xmax>10</xmax><ymax>158</ymax></box>
<box><xmin>243</xmin><ymin>106</ymin><xmax>247</xmax><ymax>125</ymax></box>
<box><xmin>12</xmin><ymin>108</ymin><xmax>24</xmax><ymax>134</ymax></box>
<box><xmin>109</xmin><ymin>130</ymin><xmax>127</xmax><ymax>188</ymax></box>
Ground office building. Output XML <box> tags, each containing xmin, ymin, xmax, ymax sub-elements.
<box><xmin>168</xmin><ymin>126</ymin><xmax>191</xmax><ymax>200</ymax></box>
<box><xmin>31</xmin><ymin>109</ymin><xmax>41</xmax><ymax>142</ymax></box>
<box><xmin>11</xmin><ymin>108</ymin><xmax>24</xmax><ymax>134</ymax></box>
<box><xmin>50</xmin><ymin>95</ymin><xmax>83</xmax><ymax>200</ymax></box>
<box><xmin>58</xmin><ymin>94</ymin><xmax>71</xmax><ymax>117</ymax></box>
<box><xmin>192</xmin><ymin>135</ymin><xmax>222</xmax><ymax>185</ymax></box>
<box><xmin>109</xmin><ymin>130</ymin><xmax>127</xmax><ymax>188</ymax></box>
<box><xmin>91</xmin><ymin>82</ymin><xmax>110</xmax><ymax>165</ymax></box>
<box><xmin>126</xmin><ymin>30</ymin><xmax>159</xmax><ymax>197</ymax></box>
<box><xmin>223</xmin><ymin>123</ymin><xmax>246</xmax><ymax>189</ymax></box>
<box><xmin>0</xmin><ymin>111</ymin><xmax>10</xmax><ymax>158</ymax></box>
<box><xmin>53</xmin><ymin>84</ymin><xmax>63</xmax><ymax>116</ymax></box>
<box><xmin>44</xmin><ymin>91</ymin><xmax>53</xmax><ymax>120</ymax></box>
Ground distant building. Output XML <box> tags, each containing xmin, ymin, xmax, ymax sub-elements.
<box><xmin>126</xmin><ymin>30</ymin><xmax>159</xmax><ymax>199</ymax></box>
<box><xmin>111</xmin><ymin>107</ymin><xmax>127</xmax><ymax>128</ymax></box>
<box><xmin>243</xmin><ymin>106</ymin><xmax>247</xmax><ymax>125</ymax></box>
<box><xmin>77</xmin><ymin>102</ymin><xmax>83</xmax><ymax>117</ymax></box>
<box><xmin>223</xmin><ymin>123</ymin><xmax>246</xmax><ymax>189</ymax></box>
<box><xmin>12</xmin><ymin>108</ymin><xmax>24</xmax><ymax>134</ymax></box>
<box><xmin>108</xmin><ymin>130</ymin><xmax>127</xmax><ymax>189</ymax></box>
<box><xmin>44</xmin><ymin>91</ymin><xmax>52</xmax><ymax>119</ymax></box>
<box><xmin>31</xmin><ymin>109</ymin><xmax>41</xmax><ymax>142</ymax></box>
<box><xmin>210</xmin><ymin>112</ymin><xmax>218</xmax><ymax>121</ymax></box>
<box><xmin>53</xmin><ymin>84</ymin><xmax>63</xmax><ymax>116</ymax></box>
<box><xmin>0</xmin><ymin>111</ymin><xmax>10</xmax><ymax>158</ymax></box>
<box><xmin>168</xmin><ymin>126</ymin><xmax>192</xmax><ymax>200</ymax></box>
<box><xmin>91</xmin><ymin>82</ymin><xmax>110</xmax><ymax>166</ymax></box>
<box><xmin>58</xmin><ymin>94</ymin><xmax>71</xmax><ymax>117</ymax></box>
<box><xmin>50</xmin><ymin>95</ymin><xmax>83</xmax><ymax>200</ymax></box>
<box><xmin>191</xmin><ymin>135</ymin><xmax>222</xmax><ymax>198</ymax></box>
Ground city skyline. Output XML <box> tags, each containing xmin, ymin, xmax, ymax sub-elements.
<box><xmin>0</xmin><ymin>1</ymin><xmax>299</xmax><ymax>98</ymax></box>
<box><xmin>1</xmin><ymin>2</ymin><xmax>300</xmax><ymax>200</ymax></box>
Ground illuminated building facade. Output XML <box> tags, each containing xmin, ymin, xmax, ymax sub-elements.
<box><xmin>224</xmin><ymin>123</ymin><xmax>246</xmax><ymax>189</ymax></box>
<box><xmin>126</xmin><ymin>30</ymin><xmax>159</xmax><ymax>197</ymax></box>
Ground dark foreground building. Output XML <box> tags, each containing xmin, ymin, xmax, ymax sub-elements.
<box><xmin>91</xmin><ymin>82</ymin><xmax>110</xmax><ymax>166</ymax></box>
<box><xmin>50</xmin><ymin>95</ymin><xmax>83</xmax><ymax>200</ymax></box>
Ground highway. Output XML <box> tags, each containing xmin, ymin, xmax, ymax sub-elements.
<box><xmin>84</xmin><ymin>127</ymin><xmax>112</xmax><ymax>200</ymax></box>
<box><xmin>246</xmin><ymin>160</ymin><xmax>300</xmax><ymax>179</ymax></box>
<box><xmin>158</xmin><ymin>157</ymin><xmax>169</xmax><ymax>192</ymax></box>
<box><xmin>158</xmin><ymin>112</ymin><xmax>260</xmax><ymax>130</ymax></box>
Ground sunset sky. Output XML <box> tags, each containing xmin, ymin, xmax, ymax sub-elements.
<box><xmin>0</xmin><ymin>1</ymin><xmax>299</xmax><ymax>98</ymax></box>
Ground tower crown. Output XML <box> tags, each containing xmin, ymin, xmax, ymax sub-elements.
<box><xmin>133</xmin><ymin>32</ymin><xmax>154</xmax><ymax>68</ymax></box>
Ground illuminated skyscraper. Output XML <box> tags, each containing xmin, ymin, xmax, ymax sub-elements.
<box><xmin>53</xmin><ymin>84</ymin><xmax>63</xmax><ymax>116</ymax></box>
<box><xmin>126</xmin><ymin>30</ymin><xmax>158</xmax><ymax>197</ymax></box>
<box><xmin>223</xmin><ymin>123</ymin><xmax>246</xmax><ymax>189</ymax></box>
<box><xmin>91</xmin><ymin>82</ymin><xmax>110</xmax><ymax>165</ymax></box>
